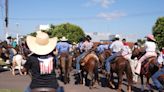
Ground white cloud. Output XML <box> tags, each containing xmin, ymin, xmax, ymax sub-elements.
<box><xmin>84</xmin><ymin>0</ymin><xmax>116</xmax><ymax>8</ymax></box>
<box><xmin>97</xmin><ymin>11</ymin><xmax>126</xmax><ymax>20</ymax></box>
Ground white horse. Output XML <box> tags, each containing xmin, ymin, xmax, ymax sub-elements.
<box><xmin>12</xmin><ymin>54</ymin><xmax>26</xmax><ymax>75</ymax></box>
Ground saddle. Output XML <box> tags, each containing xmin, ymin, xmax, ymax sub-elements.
<box><xmin>80</xmin><ymin>51</ymin><xmax>99</xmax><ymax>66</ymax></box>
<box><xmin>141</xmin><ymin>56</ymin><xmax>156</xmax><ymax>74</ymax></box>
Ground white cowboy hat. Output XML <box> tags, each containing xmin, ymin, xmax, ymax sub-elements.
<box><xmin>26</xmin><ymin>31</ymin><xmax>58</xmax><ymax>55</ymax></box>
<box><xmin>115</xmin><ymin>34</ymin><xmax>120</xmax><ymax>38</ymax></box>
<box><xmin>60</xmin><ymin>36</ymin><xmax>68</xmax><ymax>41</ymax></box>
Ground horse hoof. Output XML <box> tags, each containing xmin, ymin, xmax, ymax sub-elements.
<box><xmin>117</xmin><ymin>89</ymin><xmax>122</xmax><ymax>92</ymax></box>
<box><xmin>89</xmin><ymin>86</ymin><xmax>93</xmax><ymax>89</ymax></box>
<box><xmin>109</xmin><ymin>82</ymin><xmax>115</xmax><ymax>88</ymax></box>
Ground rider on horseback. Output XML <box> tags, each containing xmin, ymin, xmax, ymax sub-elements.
<box><xmin>105</xmin><ymin>34</ymin><xmax>124</xmax><ymax>74</ymax></box>
<box><xmin>135</xmin><ymin>34</ymin><xmax>157</xmax><ymax>75</ymax></box>
<box><xmin>6</xmin><ymin>36</ymin><xmax>17</xmax><ymax>63</ymax></box>
<box><xmin>55</xmin><ymin>37</ymin><xmax>72</xmax><ymax>67</ymax></box>
<box><xmin>151</xmin><ymin>47</ymin><xmax>164</xmax><ymax>91</ymax></box>
<box><xmin>96</xmin><ymin>41</ymin><xmax>108</xmax><ymax>55</ymax></box>
<box><xmin>75</xmin><ymin>35</ymin><xmax>93</xmax><ymax>74</ymax></box>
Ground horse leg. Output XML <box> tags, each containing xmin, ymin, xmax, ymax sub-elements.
<box><xmin>63</xmin><ymin>58</ymin><xmax>68</xmax><ymax>84</ymax></box>
<box><xmin>125</xmin><ymin>60</ymin><xmax>133</xmax><ymax>92</ymax></box>
<box><xmin>117</xmin><ymin>72</ymin><xmax>123</xmax><ymax>92</ymax></box>
<box><xmin>88</xmin><ymin>71</ymin><xmax>94</xmax><ymax>89</ymax></box>
<box><xmin>146</xmin><ymin>74</ymin><xmax>152</xmax><ymax>91</ymax></box>
<box><xmin>140</xmin><ymin>75</ymin><xmax>144</xmax><ymax>91</ymax></box>
<box><xmin>18</xmin><ymin>66</ymin><xmax>23</xmax><ymax>75</ymax></box>
<box><xmin>12</xmin><ymin>67</ymin><xmax>15</xmax><ymax>76</ymax></box>
<box><xmin>108</xmin><ymin>71</ymin><xmax>115</xmax><ymax>88</ymax></box>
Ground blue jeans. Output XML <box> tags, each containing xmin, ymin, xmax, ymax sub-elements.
<box><xmin>9</xmin><ymin>48</ymin><xmax>15</xmax><ymax>63</ymax></box>
<box><xmin>105</xmin><ymin>52</ymin><xmax>119</xmax><ymax>73</ymax></box>
<box><xmin>54</xmin><ymin>55</ymin><xmax>59</xmax><ymax>67</ymax></box>
<box><xmin>76</xmin><ymin>52</ymin><xmax>87</xmax><ymax>71</ymax></box>
<box><xmin>151</xmin><ymin>67</ymin><xmax>164</xmax><ymax>90</ymax></box>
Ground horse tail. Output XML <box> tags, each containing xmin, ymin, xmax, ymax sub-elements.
<box><xmin>124</xmin><ymin>60</ymin><xmax>133</xmax><ymax>86</ymax></box>
<box><xmin>94</xmin><ymin>58</ymin><xmax>99</xmax><ymax>82</ymax></box>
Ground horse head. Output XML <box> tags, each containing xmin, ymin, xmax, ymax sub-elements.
<box><xmin>131</xmin><ymin>46</ymin><xmax>145</xmax><ymax>60</ymax></box>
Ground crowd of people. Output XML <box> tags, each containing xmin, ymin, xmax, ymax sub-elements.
<box><xmin>0</xmin><ymin>31</ymin><xmax>164</xmax><ymax>92</ymax></box>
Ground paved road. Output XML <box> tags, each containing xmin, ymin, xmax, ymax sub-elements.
<box><xmin>0</xmin><ymin>68</ymin><xmax>159</xmax><ymax>92</ymax></box>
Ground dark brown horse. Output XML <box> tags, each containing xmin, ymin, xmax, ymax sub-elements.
<box><xmin>131</xmin><ymin>47</ymin><xmax>159</xmax><ymax>91</ymax></box>
<box><xmin>59</xmin><ymin>52</ymin><xmax>72</xmax><ymax>84</ymax></box>
<box><xmin>106</xmin><ymin>51</ymin><xmax>133</xmax><ymax>92</ymax></box>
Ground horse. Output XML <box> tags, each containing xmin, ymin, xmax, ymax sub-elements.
<box><xmin>131</xmin><ymin>46</ymin><xmax>159</xmax><ymax>91</ymax></box>
<box><xmin>0</xmin><ymin>41</ymin><xmax>28</xmax><ymax>75</ymax></box>
<box><xmin>106</xmin><ymin>50</ymin><xmax>133</xmax><ymax>92</ymax></box>
<box><xmin>73</xmin><ymin>47</ymin><xmax>99</xmax><ymax>89</ymax></box>
<box><xmin>58</xmin><ymin>52</ymin><xmax>72</xmax><ymax>84</ymax></box>
<box><xmin>12</xmin><ymin>54</ymin><xmax>27</xmax><ymax>75</ymax></box>
<box><xmin>80</xmin><ymin>50</ymin><xmax>99</xmax><ymax>89</ymax></box>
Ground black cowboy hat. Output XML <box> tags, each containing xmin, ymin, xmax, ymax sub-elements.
<box><xmin>7</xmin><ymin>36</ymin><xmax>12</xmax><ymax>39</ymax></box>
<box><xmin>86</xmin><ymin>35</ymin><xmax>92</xmax><ymax>40</ymax></box>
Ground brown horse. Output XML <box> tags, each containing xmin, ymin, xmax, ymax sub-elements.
<box><xmin>106</xmin><ymin>51</ymin><xmax>133</xmax><ymax>92</ymax></box>
<box><xmin>80</xmin><ymin>51</ymin><xmax>99</xmax><ymax>89</ymax></box>
<box><xmin>131</xmin><ymin>47</ymin><xmax>159</xmax><ymax>91</ymax></box>
<box><xmin>73</xmin><ymin>47</ymin><xmax>99</xmax><ymax>89</ymax></box>
<box><xmin>59</xmin><ymin>52</ymin><xmax>72</xmax><ymax>84</ymax></box>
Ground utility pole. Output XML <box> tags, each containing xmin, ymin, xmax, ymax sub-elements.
<box><xmin>5</xmin><ymin>0</ymin><xmax>8</xmax><ymax>40</ymax></box>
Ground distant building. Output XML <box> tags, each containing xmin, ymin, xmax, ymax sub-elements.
<box><xmin>85</xmin><ymin>32</ymin><xmax>111</xmax><ymax>42</ymax></box>
<box><xmin>37</xmin><ymin>24</ymin><xmax>50</xmax><ymax>31</ymax></box>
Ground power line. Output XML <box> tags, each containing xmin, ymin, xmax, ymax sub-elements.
<box><xmin>0</xmin><ymin>10</ymin><xmax>164</xmax><ymax>21</ymax></box>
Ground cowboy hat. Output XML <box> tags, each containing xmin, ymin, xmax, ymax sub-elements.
<box><xmin>115</xmin><ymin>34</ymin><xmax>120</xmax><ymax>38</ymax></box>
<box><xmin>72</xmin><ymin>42</ymin><xmax>76</xmax><ymax>45</ymax></box>
<box><xmin>146</xmin><ymin>34</ymin><xmax>156</xmax><ymax>41</ymax></box>
<box><xmin>60</xmin><ymin>36</ymin><xmax>68</xmax><ymax>41</ymax></box>
<box><xmin>26</xmin><ymin>31</ymin><xmax>58</xmax><ymax>55</ymax></box>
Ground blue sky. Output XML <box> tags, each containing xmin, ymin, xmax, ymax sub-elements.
<box><xmin>0</xmin><ymin>0</ymin><xmax>164</xmax><ymax>41</ymax></box>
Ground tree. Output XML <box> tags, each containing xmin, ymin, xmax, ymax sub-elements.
<box><xmin>29</xmin><ymin>23</ymin><xmax>85</xmax><ymax>43</ymax></box>
<box><xmin>48</xmin><ymin>23</ymin><xmax>85</xmax><ymax>43</ymax></box>
<box><xmin>152</xmin><ymin>17</ymin><xmax>164</xmax><ymax>49</ymax></box>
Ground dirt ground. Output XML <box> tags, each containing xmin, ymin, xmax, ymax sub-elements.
<box><xmin>0</xmin><ymin>67</ymin><xmax>159</xmax><ymax>92</ymax></box>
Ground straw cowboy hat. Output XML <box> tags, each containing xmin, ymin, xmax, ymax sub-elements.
<box><xmin>60</xmin><ymin>36</ymin><xmax>68</xmax><ymax>41</ymax></box>
<box><xmin>72</xmin><ymin>42</ymin><xmax>76</xmax><ymax>45</ymax></box>
<box><xmin>26</xmin><ymin>31</ymin><xmax>58</xmax><ymax>55</ymax></box>
<box><xmin>146</xmin><ymin>34</ymin><xmax>156</xmax><ymax>41</ymax></box>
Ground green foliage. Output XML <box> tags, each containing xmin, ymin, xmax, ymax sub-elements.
<box><xmin>29</xmin><ymin>23</ymin><xmax>85</xmax><ymax>43</ymax></box>
<box><xmin>49</xmin><ymin>23</ymin><xmax>85</xmax><ymax>43</ymax></box>
<box><xmin>152</xmin><ymin>17</ymin><xmax>164</xmax><ymax>49</ymax></box>
<box><xmin>137</xmin><ymin>39</ymin><xmax>145</xmax><ymax>45</ymax></box>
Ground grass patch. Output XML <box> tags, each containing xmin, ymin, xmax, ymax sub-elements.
<box><xmin>0</xmin><ymin>58</ymin><xmax>6</xmax><ymax>66</ymax></box>
<box><xmin>0</xmin><ymin>89</ymin><xmax>22</xmax><ymax>92</ymax></box>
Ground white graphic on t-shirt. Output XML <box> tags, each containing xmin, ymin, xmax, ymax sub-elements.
<box><xmin>38</xmin><ymin>57</ymin><xmax>53</xmax><ymax>74</ymax></box>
